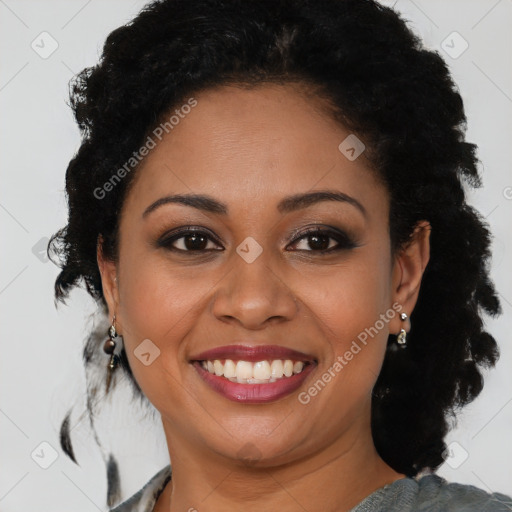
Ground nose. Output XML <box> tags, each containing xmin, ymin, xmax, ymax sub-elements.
<box><xmin>210</xmin><ymin>248</ymin><xmax>298</xmax><ymax>330</ymax></box>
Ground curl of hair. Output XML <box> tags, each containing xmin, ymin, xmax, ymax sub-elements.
<box><xmin>49</xmin><ymin>0</ymin><xmax>501</xmax><ymax>500</ymax></box>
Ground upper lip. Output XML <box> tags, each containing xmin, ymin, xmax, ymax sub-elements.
<box><xmin>190</xmin><ymin>344</ymin><xmax>316</xmax><ymax>363</ymax></box>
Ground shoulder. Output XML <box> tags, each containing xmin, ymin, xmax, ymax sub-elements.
<box><xmin>351</xmin><ymin>474</ymin><xmax>512</xmax><ymax>512</ymax></box>
<box><xmin>109</xmin><ymin>465</ymin><xmax>172</xmax><ymax>512</ymax></box>
<box><xmin>415</xmin><ymin>474</ymin><xmax>512</xmax><ymax>512</ymax></box>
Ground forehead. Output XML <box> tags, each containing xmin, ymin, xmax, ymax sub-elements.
<box><xmin>122</xmin><ymin>83</ymin><xmax>388</xmax><ymax>220</ymax></box>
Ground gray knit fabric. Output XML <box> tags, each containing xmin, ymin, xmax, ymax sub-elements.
<box><xmin>348</xmin><ymin>473</ymin><xmax>512</xmax><ymax>512</ymax></box>
<box><xmin>110</xmin><ymin>464</ymin><xmax>512</xmax><ymax>512</ymax></box>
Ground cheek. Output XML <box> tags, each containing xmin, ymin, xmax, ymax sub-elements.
<box><xmin>305</xmin><ymin>246</ymin><xmax>393</xmax><ymax>375</ymax></box>
<box><xmin>117</xmin><ymin>229</ymin><xmax>212</xmax><ymax>340</ymax></box>
<box><xmin>293</xmin><ymin>256</ymin><xmax>393</xmax><ymax>431</ymax></box>
<box><xmin>115</xmin><ymin>249</ymin><xmax>201</xmax><ymax>394</ymax></box>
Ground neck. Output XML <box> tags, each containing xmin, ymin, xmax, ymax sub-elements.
<box><xmin>154</xmin><ymin>420</ymin><xmax>406</xmax><ymax>512</ymax></box>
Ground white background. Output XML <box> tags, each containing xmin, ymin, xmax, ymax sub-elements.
<box><xmin>1</xmin><ymin>0</ymin><xmax>511</xmax><ymax>510</ymax></box>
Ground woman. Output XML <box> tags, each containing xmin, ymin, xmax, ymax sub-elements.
<box><xmin>48</xmin><ymin>0</ymin><xmax>512</xmax><ymax>510</ymax></box>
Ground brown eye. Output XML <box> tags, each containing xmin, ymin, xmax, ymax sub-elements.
<box><xmin>288</xmin><ymin>227</ymin><xmax>357</xmax><ymax>253</ymax></box>
<box><xmin>158</xmin><ymin>228</ymin><xmax>223</xmax><ymax>252</ymax></box>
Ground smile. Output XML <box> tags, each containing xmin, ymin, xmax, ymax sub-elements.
<box><xmin>190</xmin><ymin>344</ymin><xmax>317</xmax><ymax>403</ymax></box>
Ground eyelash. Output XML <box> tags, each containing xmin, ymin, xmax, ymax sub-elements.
<box><xmin>157</xmin><ymin>225</ymin><xmax>357</xmax><ymax>255</ymax></box>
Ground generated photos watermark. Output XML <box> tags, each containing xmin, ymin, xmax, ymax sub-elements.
<box><xmin>298</xmin><ymin>302</ymin><xmax>403</xmax><ymax>405</ymax></box>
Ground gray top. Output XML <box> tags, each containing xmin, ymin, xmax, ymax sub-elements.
<box><xmin>110</xmin><ymin>464</ymin><xmax>512</xmax><ymax>512</ymax></box>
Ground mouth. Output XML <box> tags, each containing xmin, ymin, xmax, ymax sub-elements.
<box><xmin>190</xmin><ymin>345</ymin><xmax>317</xmax><ymax>404</ymax></box>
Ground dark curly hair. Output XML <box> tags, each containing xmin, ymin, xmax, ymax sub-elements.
<box><xmin>48</xmin><ymin>0</ymin><xmax>502</xmax><ymax>507</ymax></box>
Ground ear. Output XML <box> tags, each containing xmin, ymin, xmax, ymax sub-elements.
<box><xmin>389</xmin><ymin>221</ymin><xmax>431</xmax><ymax>334</ymax></box>
<box><xmin>97</xmin><ymin>235</ymin><xmax>121</xmax><ymax>330</ymax></box>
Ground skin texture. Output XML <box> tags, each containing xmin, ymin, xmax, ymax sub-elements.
<box><xmin>98</xmin><ymin>83</ymin><xmax>430</xmax><ymax>511</ymax></box>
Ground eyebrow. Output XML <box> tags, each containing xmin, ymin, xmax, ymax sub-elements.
<box><xmin>142</xmin><ymin>190</ymin><xmax>367</xmax><ymax>219</ymax></box>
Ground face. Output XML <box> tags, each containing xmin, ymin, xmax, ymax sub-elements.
<box><xmin>98</xmin><ymin>83</ymin><xmax>428</xmax><ymax>469</ymax></box>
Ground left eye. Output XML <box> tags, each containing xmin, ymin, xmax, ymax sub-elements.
<box><xmin>287</xmin><ymin>228</ymin><xmax>355</xmax><ymax>253</ymax></box>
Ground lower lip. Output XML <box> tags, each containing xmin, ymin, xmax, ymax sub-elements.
<box><xmin>192</xmin><ymin>361</ymin><xmax>316</xmax><ymax>404</ymax></box>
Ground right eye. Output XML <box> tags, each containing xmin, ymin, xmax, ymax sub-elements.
<box><xmin>158</xmin><ymin>227</ymin><xmax>224</xmax><ymax>253</ymax></box>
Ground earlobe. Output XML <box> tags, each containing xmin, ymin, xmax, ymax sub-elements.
<box><xmin>390</xmin><ymin>221</ymin><xmax>431</xmax><ymax>332</ymax></box>
<box><xmin>96</xmin><ymin>235</ymin><xmax>120</xmax><ymax>320</ymax></box>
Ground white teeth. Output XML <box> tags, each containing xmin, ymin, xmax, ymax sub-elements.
<box><xmin>253</xmin><ymin>361</ymin><xmax>271</xmax><ymax>380</ymax></box>
<box><xmin>270</xmin><ymin>360</ymin><xmax>284</xmax><ymax>378</ymax></box>
<box><xmin>201</xmin><ymin>358</ymin><xmax>308</xmax><ymax>383</ymax></box>
<box><xmin>235</xmin><ymin>360</ymin><xmax>253</xmax><ymax>380</ymax></box>
<box><xmin>293</xmin><ymin>361</ymin><xmax>304</xmax><ymax>374</ymax></box>
<box><xmin>223</xmin><ymin>359</ymin><xmax>236</xmax><ymax>378</ymax></box>
<box><xmin>213</xmin><ymin>360</ymin><xmax>223</xmax><ymax>376</ymax></box>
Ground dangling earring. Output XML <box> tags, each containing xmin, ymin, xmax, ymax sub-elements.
<box><xmin>103</xmin><ymin>314</ymin><xmax>120</xmax><ymax>393</ymax></box>
<box><xmin>397</xmin><ymin>312</ymin><xmax>408</xmax><ymax>348</ymax></box>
